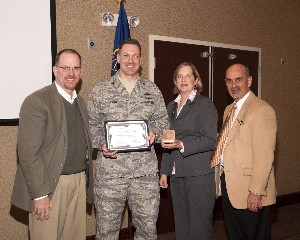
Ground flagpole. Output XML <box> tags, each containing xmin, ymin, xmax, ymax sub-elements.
<box><xmin>111</xmin><ymin>0</ymin><xmax>131</xmax><ymax>76</ymax></box>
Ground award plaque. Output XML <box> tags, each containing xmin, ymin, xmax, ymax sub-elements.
<box><xmin>104</xmin><ymin>120</ymin><xmax>150</xmax><ymax>152</ymax></box>
<box><xmin>162</xmin><ymin>130</ymin><xmax>175</xmax><ymax>143</ymax></box>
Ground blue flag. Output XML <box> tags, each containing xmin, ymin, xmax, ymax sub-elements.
<box><xmin>111</xmin><ymin>1</ymin><xmax>131</xmax><ymax>76</ymax></box>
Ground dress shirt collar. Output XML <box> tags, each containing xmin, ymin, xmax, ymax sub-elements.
<box><xmin>234</xmin><ymin>91</ymin><xmax>250</xmax><ymax>116</ymax></box>
<box><xmin>174</xmin><ymin>90</ymin><xmax>197</xmax><ymax>104</ymax></box>
<box><xmin>174</xmin><ymin>90</ymin><xmax>197</xmax><ymax>117</ymax></box>
<box><xmin>55</xmin><ymin>81</ymin><xmax>77</xmax><ymax>104</ymax></box>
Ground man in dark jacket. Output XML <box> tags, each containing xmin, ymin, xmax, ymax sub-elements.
<box><xmin>11</xmin><ymin>49</ymin><xmax>93</xmax><ymax>240</ymax></box>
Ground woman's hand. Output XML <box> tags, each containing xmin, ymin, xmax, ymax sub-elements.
<box><xmin>160</xmin><ymin>174</ymin><xmax>168</xmax><ymax>188</ymax></box>
<box><xmin>161</xmin><ymin>140</ymin><xmax>183</xmax><ymax>150</ymax></box>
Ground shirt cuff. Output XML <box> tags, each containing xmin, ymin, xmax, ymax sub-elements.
<box><xmin>249</xmin><ymin>191</ymin><xmax>262</xmax><ymax>196</ymax></box>
<box><xmin>179</xmin><ymin>142</ymin><xmax>184</xmax><ymax>153</ymax></box>
<box><xmin>34</xmin><ymin>195</ymin><xmax>48</xmax><ymax>200</ymax></box>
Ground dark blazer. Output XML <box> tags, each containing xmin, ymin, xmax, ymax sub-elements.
<box><xmin>160</xmin><ymin>93</ymin><xmax>218</xmax><ymax>177</ymax></box>
<box><xmin>11</xmin><ymin>83</ymin><xmax>93</xmax><ymax>212</ymax></box>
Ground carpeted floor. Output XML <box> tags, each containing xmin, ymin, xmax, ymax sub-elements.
<box><xmin>157</xmin><ymin>204</ymin><xmax>300</xmax><ymax>240</ymax></box>
<box><xmin>87</xmin><ymin>203</ymin><xmax>300</xmax><ymax>240</ymax></box>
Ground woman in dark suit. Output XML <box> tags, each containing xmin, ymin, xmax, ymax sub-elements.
<box><xmin>160</xmin><ymin>62</ymin><xmax>218</xmax><ymax>240</ymax></box>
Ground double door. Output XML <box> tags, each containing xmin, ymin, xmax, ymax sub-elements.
<box><xmin>152</xmin><ymin>37</ymin><xmax>260</xmax><ymax>129</ymax></box>
<box><xmin>151</xmin><ymin>36</ymin><xmax>260</xmax><ymax>234</ymax></box>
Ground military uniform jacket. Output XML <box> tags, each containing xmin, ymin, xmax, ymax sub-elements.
<box><xmin>88</xmin><ymin>73</ymin><xmax>169</xmax><ymax>178</ymax></box>
<box><xmin>11</xmin><ymin>83</ymin><xmax>93</xmax><ymax>212</ymax></box>
<box><xmin>160</xmin><ymin>93</ymin><xmax>218</xmax><ymax>177</ymax></box>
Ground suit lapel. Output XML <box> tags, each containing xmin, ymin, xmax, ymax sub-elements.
<box><xmin>175</xmin><ymin>93</ymin><xmax>199</xmax><ymax>120</ymax></box>
<box><xmin>168</xmin><ymin>102</ymin><xmax>178</xmax><ymax>125</ymax></box>
<box><xmin>176</xmin><ymin>99</ymin><xmax>192</xmax><ymax>119</ymax></box>
<box><xmin>168</xmin><ymin>93</ymin><xmax>199</xmax><ymax>125</ymax></box>
<box><xmin>226</xmin><ymin>92</ymin><xmax>255</xmax><ymax>144</ymax></box>
<box><xmin>50</xmin><ymin>83</ymin><xmax>68</xmax><ymax>139</ymax></box>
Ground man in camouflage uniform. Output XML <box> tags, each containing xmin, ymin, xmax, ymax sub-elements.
<box><xmin>88</xmin><ymin>38</ymin><xmax>169</xmax><ymax>240</ymax></box>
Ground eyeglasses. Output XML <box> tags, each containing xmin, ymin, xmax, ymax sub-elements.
<box><xmin>176</xmin><ymin>74</ymin><xmax>194</xmax><ymax>80</ymax></box>
<box><xmin>56</xmin><ymin>66</ymin><xmax>82</xmax><ymax>72</ymax></box>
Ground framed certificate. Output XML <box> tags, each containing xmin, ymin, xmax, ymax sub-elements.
<box><xmin>104</xmin><ymin>120</ymin><xmax>150</xmax><ymax>152</ymax></box>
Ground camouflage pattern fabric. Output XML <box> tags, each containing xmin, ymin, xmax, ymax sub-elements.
<box><xmin>87</xmin><ymin>72</ymin><xmax>169</xmax><ymax>239</ymax></box>
<box><xmin>94</xmin><ymin>174</ymin><xmax>159</xmax><ymax>240</ymax></box>
<box><xmin>88</xmin><ymin>72</ymin><xmax>169</xmax><ymax>178</ymax></box>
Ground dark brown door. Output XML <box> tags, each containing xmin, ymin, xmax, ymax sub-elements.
<box><xmin>153</xmin><ymin>39</ymin><xmax>259</xmax><ymax>234</ymax></box>
<box><xmin>154</xmin><ymin>41</ymin><xmax>210</xmax><ymax>105</ymax></box>
<box><xmin>154</xmin><ymin>40</ymin><xmax>210</xmax><ymax>234</ymax></box>
<box><xmin>212</xmin><ymin>47</ymin><xmax>259</xmax><ymax>129</ymax></box>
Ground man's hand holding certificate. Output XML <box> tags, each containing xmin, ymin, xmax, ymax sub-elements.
<box><xmin>104</xmin><ymin>120</ymin><xmax>151</xmax><ymax>152</ymax></box>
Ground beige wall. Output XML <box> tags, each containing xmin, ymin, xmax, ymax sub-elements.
<box><xmin>1</xmin><ymin>0</ymin><xmax>299</xmax><ymax>239</ymax></box>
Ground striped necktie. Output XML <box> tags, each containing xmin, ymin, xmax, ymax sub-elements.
<box><xmin>210</xmin><ymin>103</ymin><xmax>237</xmax><ymax>168</ymax></box>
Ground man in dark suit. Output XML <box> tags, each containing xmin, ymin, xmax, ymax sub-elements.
<box><xmin>11</xmin><ymin>49</ymin><xmax>93</xmax><ymax>240</ymax></box>
<box><xmin>211</xmin><ymin>63</ymin><xmax>277</xmax><ymax>240</ymax></box>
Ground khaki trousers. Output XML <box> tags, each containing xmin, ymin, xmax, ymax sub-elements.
<box><xmin>29</xmin><ymin>171</ymin><xmax>86</xmax><ymax>240</ymax></box>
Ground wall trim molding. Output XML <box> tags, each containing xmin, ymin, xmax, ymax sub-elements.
<box><xmin>213</xmin><ymin>191</ymin><xmax>300</xmax><ymax>221</ymax></box>
<box><xmin>272</xmin><ymin>191</ymin><xmax>300</xmax><ymax>208</ymax></box>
